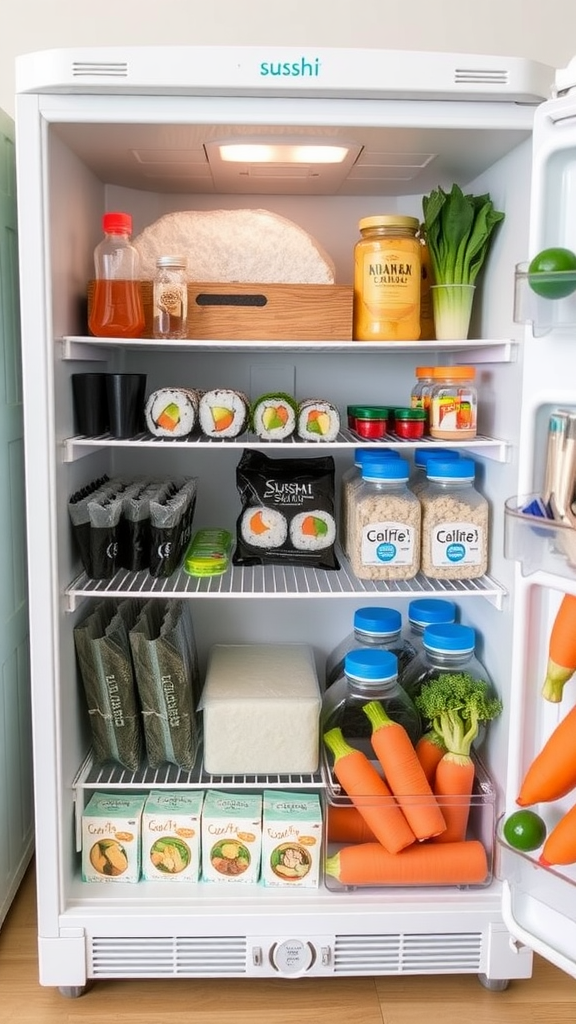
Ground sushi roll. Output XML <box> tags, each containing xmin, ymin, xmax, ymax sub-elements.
<box><xmin>144</xmin><ymin>387</ymin><xmax>200</xmax><ymax>438</ymax></box>
<box><xmin>240</xmin><ymin>507</ymin><xmax>288</xmax><ymax>548</ymax></box>
<box><xmin>251</xmin><ymin>392</ymin><xmax>297</xmax><ymax>440</ymax></box>
<box><xmin>290</xmin><ymin>510</ymin><xmax>336</xmax><ymax>551</ymax></box>
<box><xmin>198</xmin><ymin>388</ymin><xmax>249</xmax><ymax>438</ymax></box>
<box><xmin>297</xmin><ymin>398</ymin><xmax>341</xmax><ymax>442</ymax></box>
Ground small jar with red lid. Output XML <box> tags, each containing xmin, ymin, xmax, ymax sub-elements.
<box><xmin>352</xmin><ymin>406</ymin><xmax>390</xmax><ymax>439</ymax></box>
<box><xmin>393</xmin><ymin>407</ymin><xmax>427</xmax><ymax>440</ymax></box>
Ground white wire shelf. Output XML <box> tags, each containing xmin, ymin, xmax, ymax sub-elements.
<box><xmin>63</xmin><ymin>429</ymin><xmax>510</xmax><ymax>462</ymax></box>
<box><xmin>64</xmin><ymin>552</ymin><xmax>507</xmax><ymax>611</ymax></box>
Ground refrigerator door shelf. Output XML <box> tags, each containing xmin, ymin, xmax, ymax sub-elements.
<box><xmin>504</xmin><ymin>494</ymin><xmax>576</xmax><ymax>580</ymax></box>
<box><xmin>514</xmin><ymin>263</ymin><xmax>576</xmax><ymax>337</ymax></box>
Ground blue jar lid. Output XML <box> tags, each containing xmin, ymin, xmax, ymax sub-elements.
<box><xmin>408</xmin><ymin>598</ymin><xmax>457</xmax><ymax>628</ymax></box>
<box><xmin>426</xmin><ymin>458</ymin><xmax>476</xmax><ymax>480</ymax></box>
<box><xmin>354</xmin><ymin>447</ymin><xmax>401</xmax><ymax>467</ymax></box>
<box><xmin>353</xmin><ymin>606</ymin><xmax>402</xmax><ymax>637</ymax></box>
<box><xmin>414</xmin><ymin>448</ymin><xmax>461</xmax><ymax>469</ymax></box>
<box><xmin>422</xmin><ymin>622</ymin><xmax>475</xmax><ymax>653</ymax></box>
<box><xmin>344</xmin><ymin>648</ymin><xmax>398</xmax><ymax>681</ymax></box>
<box><xmin>361</xmin><ymin>458</ymin><xmax>409</xmax><ymax>481</ymax></box>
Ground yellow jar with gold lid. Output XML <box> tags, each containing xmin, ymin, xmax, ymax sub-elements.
<box><xmin>353</xmin><ymin>215</ymin><xmax>421</xmax><ymax>341</ymax></box>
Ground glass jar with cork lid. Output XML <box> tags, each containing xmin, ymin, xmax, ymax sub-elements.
<box><xmin>153</xmin><ymin>255</ymin><xmax>188</xmax><ymax>339</ymax></box>
<box><xmin>353</xmin><ymin>215</ymin><xmax>421</xmax><ymax>341</ymax></box>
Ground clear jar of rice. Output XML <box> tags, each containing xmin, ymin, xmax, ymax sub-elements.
<box><xmin>419</xmin><ymin>457</ymin><xmax>488</xmax><ymax>579</ymax></box>
<box><xmin>348</xmin><ymin>457</ymin><xmax>420</xmax><ymax>580</ymax></box>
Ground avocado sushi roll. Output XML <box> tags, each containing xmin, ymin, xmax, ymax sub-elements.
<box><xmin>198</xmin><ymin>388</ymin><xmax>249</xmax><ymax>438</ymax></box>
<box><xmin>144</xmin><ymin>387</ymin><xmax>200</xmax><ymax>438</ymax></box>
<box><xmin>290</xmin><ymin>509</ymin><xmax>336</xmax><ymax>551</ymax></box>
<box><xmin>297</xmin><ymin>398</ymin><xmax>341</xmax><ymax>442</ymax></box>
<box><xmin>251</xmin><ymin>392</ymin><xmax>297</xmax><ymax>440</ymax></box>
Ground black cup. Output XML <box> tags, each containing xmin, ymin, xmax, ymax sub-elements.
<box><xmin>72</xmin><ymin>373</ymin><xmax>109</xmax><ymax>436</ymax></box>
<box><xmin>105</xmin><ymin>373</ymin><xmax>147</xmax><ymax>438</ymax></box>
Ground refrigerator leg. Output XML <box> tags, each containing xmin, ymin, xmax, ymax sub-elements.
<box><xmin>58</xmin><ymin>985</ymin><xmax>90</xmax><ymax>999</ymax></box>
<box><xmin>477</xmin><ymin>973</ymin><xmax>510</xmax><ymax>992</ymax></box>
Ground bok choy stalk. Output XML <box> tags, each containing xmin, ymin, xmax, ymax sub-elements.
<box><xmin>422</xmin><ymin>184</ymin><xmax>505</xmax><ymax>336</ymax></box>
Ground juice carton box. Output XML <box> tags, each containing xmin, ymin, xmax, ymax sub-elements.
<box><xmin>201</xmin><ymin>790</ymin><xmax>262</xmax><ymax>884</ymax></box>
<box><xmin>261</xmin><ymin>790</ymin><xmax>322</xmax><ymax>888</ymax></box>
<box><xmin>82</xmin><ymin>791</ymin><xmax>146</xmax><ymax>883</ymax></box>
<box><xmin>141</xmin><ymin>790</ymin><xmax>204</xmax><ymax>881</ymax></box>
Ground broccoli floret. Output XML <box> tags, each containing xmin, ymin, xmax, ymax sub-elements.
<box><xmin>414</xmin><ymin>672</ymin><xmax>502</xmax><ymax>756</ymax></box>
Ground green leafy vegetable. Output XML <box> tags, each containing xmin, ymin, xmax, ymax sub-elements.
<box><xmin>414</xmin><ymin>672</ymin><xmax>503</xmax><ymax>757</ymax></box>
<box><xmin>422</xmin><ymin>184</ymin><xmax>505</xmax><ymax>287</ymax></box>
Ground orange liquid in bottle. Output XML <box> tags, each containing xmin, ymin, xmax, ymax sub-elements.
<box><xmin>88</xmin><ymin>279</ymin><xmax>145</xmax><ymax>339</ymax></box>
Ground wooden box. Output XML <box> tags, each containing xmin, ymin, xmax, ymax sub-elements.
<box><xmin>88</xmin><ymin>281</ymin><xmax>353</xmax><ymax>342</ymax></box>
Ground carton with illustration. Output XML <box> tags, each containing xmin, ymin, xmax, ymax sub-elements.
<box><xmin>201</xmin><ymin>789</ymin><xmax>262</xmax><ymax>883</ymax></box>
<box><xmin>82</xmin><ymin>791</ymin><xmax>146</xmax><ymax>883</ymax></box>
<box><xmin>142</xmin><ymin>790</ymin><xmax>204</xmax><ymax>881</ymax></box>
<box><xmin>261</xmin><ymin>790</ymin><xmax>322</xmax><ymax>888</ymax></box>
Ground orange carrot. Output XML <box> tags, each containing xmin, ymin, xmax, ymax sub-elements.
<box><xmin>325</xmin><ymin>839</ymin><xmax>488</xmax><ymax>886</ymax></box>
<box><xmin>323</xmin><ymin>728</ymin><xmax>415</xmax><ymax>854</ymax></box>
<box><xmin>326</xmin><ymin>805</ymin><xmax>377</xmax><ymax>844</ymax></box>
<box><xmin>431</xmin><ymin>752</ymin><xmax>475</xmax><ymax>843</ymax></box>
<box><xmin>415</xmin><ymin>731</ymin><xmax>446</xmax><ymax>783</ymax></box>
<box><xmin>542</xmin><ymin>594</ymin><xmax>576</xmax><ymax>702</ymax></box>
<box><xmin>539</xmin><ymin>802</ymin><xmax>576</xmax><ymax>866</ymax></box>
<box><xmin>516</xmin><ymin>704</ymin><xmax>576</xmax><ymax>806</ymax></box>
<box><xmin>363</xmin><ymin>701</ymin><xmax>446</xmax><ymax>841</ymax></box>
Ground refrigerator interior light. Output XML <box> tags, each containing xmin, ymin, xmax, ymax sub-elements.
<box><xmin>217</xmin><ymin>143</ymin><xmax>352</xmax><ymax>163</ymax></box>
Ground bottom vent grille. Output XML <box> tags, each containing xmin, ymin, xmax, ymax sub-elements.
<box><xmin>334</xmin><ymin>932</ymin><xmax>483</xmax><ymax>974</ymax></box>
<box><xmin>89</xmin><ymin>936</ymin><xmax>247</xmax><ymax>978</ymax></box>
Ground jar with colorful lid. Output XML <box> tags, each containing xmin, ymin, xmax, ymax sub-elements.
<box><xmin>410</xmin><ymin>365</ymin><xmax>435</xmax><ymax>421</ymax></box>
<box><xmin>352</xmin><ymin>405</ymin><xmax>390</xmax><ymax>439</ymax></box>
<box><xmin>429</xmin><ymin>366</ymin><xmax>477</xmax><ymax>440</ymax></box>
<box><xmin>353</xmin><ymin>215</ymin><xmax>421</xmax><ymax>341</ymax></box>
<box><xmin>393</xmin><ymin>407</ymin><xmax>427</xmax><ymax>440</ymax></box>
<box><xmin>420</xmin><ymin>458</ymin><xmax>488</xmax><ymax>579</ymax></box>
<box><xmin>340</xmin><ymin>448</ymin><xmax>400</xmax><ymax>557</ymax></box>
<box><xmin>348</xmin><ymin>458</ymin><xmax>421</xmax><ymax>581</ymax></box>
<box><xmin>322</xmin><ymin>648</ymin><xmax>422</xmax><ymax>756</ymax></box>
<box><xmin>325</xmin><ymin>606</ymin><xmax>417</xmax><ymax>690</ymax></box>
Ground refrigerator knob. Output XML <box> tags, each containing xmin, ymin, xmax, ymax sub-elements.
<box><xmin>270</xmin><ymin>938</ymin><xmax>315</xmax><ymax>974</ymax></box>
<box><xmin>320</xmin><ymin>945</ymin><xmax>332</xmax><ymax>966</ymax></box>
<box><xmin>251</xmin><ymin>946</ymin><xmax>263</xmax><ymax>966</ymax></box>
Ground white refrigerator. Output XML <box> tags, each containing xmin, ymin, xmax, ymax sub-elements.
<box><xmin>13</xmin><ymin>43</ymin><xmax>576</xmax><ymax>996</ymax></box>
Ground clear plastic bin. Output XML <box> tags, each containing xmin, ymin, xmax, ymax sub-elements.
<box><xmin>322</xmin><ymin>748</ymin><xmax>495</xmax><ymax>890</ymax></box>
<box><xmin>504</xmin><ymin>494</ymin><xmax>576</xmax><ymax>579</ymax></box>
<box><xmin>514</xmin><ymin>262</ymin><xmax>576</xmax><ymax>337</ymax></box>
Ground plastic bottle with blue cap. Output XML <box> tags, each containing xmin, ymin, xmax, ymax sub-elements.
<box><xmin>340</xmin><ymin>447</ymin><xmax>401</xmax><ymax>557</ymax></box>
<box><xmin>325</xmin><ymin>605</ymin><xmax>417</xmax><ymax>691</ymax></box>
<box><xmin>321</xmin><ymin>648</ymin><xmax>422</xmax><ymax>757</ymax></box>
<box><xmin>348</xmin><ymin>457</ymin><xmax>421</xmax><ymax>580</ymax></box>
<box><xmin>420</xmin><ymin>457</ymin><xmax>488</xmax><ymax>579</ymax></box>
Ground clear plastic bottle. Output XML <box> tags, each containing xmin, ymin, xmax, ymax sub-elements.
<box><xmin>410</xmin><ymin>365</ymin><xmax>435</xmax><ymax>425</ymax></box>
<box><xmin>348</xmin><ymin>457</ymin><xmax>421</xmax><ymax>580</ymax></box>
<box><xmin>402</xmin><ymin>622</ymin><xmax>493</xmax><ymax>707</ymax></box>
<box><xmin>420</xmin><ymin>457</ymin><xmax>488</xmax><ymax>579</ymax></box>
<box><xmin>153</xmin><ymin>255</ymin><xmax>188</xmax><ymax>339</ymax></box>
<box><xmin>403</xmin><ymin>597</ymin><xmax>458</xmax><ymax>659</ymax></box>
<box><xmin>88</xmin><ymin>211</ymin><xmax>145</xmax><ymax>339</ymax></box>
<box><xmin>325</xmin><ymin>606</ymin><xmax>417</xmax><ymax>690</ymax></box>
<box><xmin>322</xmin><ymin>648</ymin><xmax>422</xmax><ymax>756</ymax></box>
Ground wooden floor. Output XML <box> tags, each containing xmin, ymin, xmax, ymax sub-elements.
<box><xmin>1</xmin><ymin>861</ymin><xmax>575</xmax><ymax>1024</ymax></box>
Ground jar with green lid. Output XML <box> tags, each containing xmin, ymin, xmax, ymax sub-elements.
<box><xmin>393</xmin><ymin>407</ymin><xmax>427</xmax><ymax>440</ymax></box>
<box><xmin>353</xmin><ymin>215</ymin><xmax>421</xmax><ymax>341</ymax></box>
<box><xmin>429</xmin><ymin>365</ymin><xmax>477</xmax><ymax>440</ymax></box>
<box><xmin>353</xmin><ymin>405</ymin><xmax>390</xmax><ymax>439</ymax></box>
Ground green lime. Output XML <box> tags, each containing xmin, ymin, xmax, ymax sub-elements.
<box><xmin>503</xmin><ymin>809</ymin><xmax>547</xmax><ymax>851</ymax></box>
<box><xmin>528</xmin><ymin>247</ymin><xmax>576</xmax><ymax>299</ymax></box>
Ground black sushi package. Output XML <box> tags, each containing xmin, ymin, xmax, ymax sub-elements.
<box><xmin>233</xmin><ymin>449</ymin><xmax>339</xmax><ymax>570</ymax></box>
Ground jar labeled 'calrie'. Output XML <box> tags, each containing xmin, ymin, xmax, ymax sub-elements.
<box><xmin>153</xmin><ymin>255</ymin><xmax>188</xmax><ymax>339</ymax></box>
<box><xmin>353</xmin><ymin>215</ymin><xmax>421</xmax><ymax>341</ymax></box>
<box><xmin>429</xmin><ymin>365</ymin><xmax>477</xmax><ymax>440</ymax></box>
<box><xmin>419</xmin><ymin>457</ymin><xmax>488</xmax><ymax>579</ymax></box>
<box><xmin>348</xmin><ymin>457</ymin><xmax>421</xmax><ymax>580</ymax></box>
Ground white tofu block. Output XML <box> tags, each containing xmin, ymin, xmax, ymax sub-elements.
<box><xmin>201</xmin><ymin>644</ymin><xmax>321</xmax><ymax>775</ymax></box>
